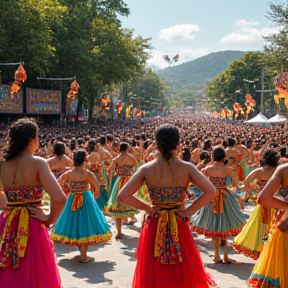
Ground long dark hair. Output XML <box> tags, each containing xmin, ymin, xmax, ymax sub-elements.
<box><xmin>155</xmin><ymin>125</ymin><xmax>180</xmax><ymax>161</ymax></box>
<box><xmin>3</xmin><ymin>118</ymin><xmax>38</xmax><ymax>161</ymax></box>
<box><xmin>74</xmin><ymin>149</ymin><xmax>87</xmax><ymax>166</ymax></box>
<box><xmin>260</xmin><ymin>150</ymin><xmax>279</xmax><ymax>167</ymax></box>
<box><xmin>213</xmin><ymin>146</ymin><xmax>226</xmax><ymax>162</ymax></box>
<box><xmin>53</xmin><ymin>143</ymin><xmax>65</xmax><ymax>158</ymax></box>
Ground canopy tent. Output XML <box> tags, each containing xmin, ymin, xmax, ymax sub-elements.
<box><xmin>244</xmin><ymin>112</ymin><xmax>268</xmax><ymax>124</ymax></box>
<box><xmin>267</xmin><ymin>113</ymin><xmax>287</xmax><ymax>124</ymax></box>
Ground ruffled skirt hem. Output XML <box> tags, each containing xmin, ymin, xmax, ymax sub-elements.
<box><xmin>51</xmin><ymin>231</ymin><xmax>112</xmax><ymax>246</ymax></box>
<box><xmin>248</xmin><ymin>274</ymin><xmax>280</xmax><ymax>288</ymax></box>
<box><xmin>232</xmin><ymin>244</ymin><xmax>260</xmax><ymax>260</ymax></box>
<box><xmin>192</xmin><ymin>225</ymin><xmax>244</xmax><ymax>237</ymax></box>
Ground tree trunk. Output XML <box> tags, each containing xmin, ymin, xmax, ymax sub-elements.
<box><xmin>88</xmin><ymin>95</ymin><xmax>95</xmax><ymax>122</ymax></box>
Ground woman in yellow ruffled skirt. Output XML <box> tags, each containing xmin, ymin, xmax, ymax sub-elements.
<box><xmin>233</xmin><ymin>150</ymin><xmax>278</xmax><ymax>260</ymax></box>
<box><xmin>247</xmin><ymin>162</ymin><xmax>288</xmax><ymax>287</ymax></box>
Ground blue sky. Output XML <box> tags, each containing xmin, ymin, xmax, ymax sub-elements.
<box><xmin>120</xmin><ymin>0</ymin><xmax>279</xmax><ymax>68</ymax></box>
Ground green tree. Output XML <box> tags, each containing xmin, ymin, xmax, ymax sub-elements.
<box><xmin>126</xmin><ymin>68</ymin><xmax>167</xmax><ymax>111</ymax></box>
<box><xmin>0</xmin><ymin>0</ymin><xmax>66</xmax><ymax>81</ymax></box>
<box><xmin>263</xmin><ymin>1</ymin><xmax>288</xmax><ymax>74</ymax></box>
<box><xmin>42</xmin><ymin>1</ymin><xmax>151</xmax><ymax>119</ymax></box>
<box><xmin>0</xmin><ymin>0</ymin><xmax>152</xmax><ymax>119</ymax></box>
<box><xmin>206</xmin><ymin>52</ymin><xmax>264</xmax><ymax>113</ymax></box>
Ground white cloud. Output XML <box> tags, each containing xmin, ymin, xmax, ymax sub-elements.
<box><xmin>158</xmin><ymin>24</ymin><xmax>200</xmax><ymax>41</ymax></box>
<box><xmin>235</xmin><ymin>19</ymin><xmax>259</xmax><ymax>29</ymax></box>
<box><xmin>148</xmin><ymin>48</ymin><xmax>210</xmax><ymax>69</ymax></box>
<box><xmin>220</xmin><ymin>19</ymin><xmax>279</xmax><ymax>45</ymax></box>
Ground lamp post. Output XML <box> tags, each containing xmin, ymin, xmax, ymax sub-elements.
<box><xmin>254</xmin><ymin>68</ymin><xmax>277</xmax><ymax>112</ymax></box>
<box><xmin>243</xmin><ymin>77</ymin><xmax>259</xmax><ymax>94</ymax></box>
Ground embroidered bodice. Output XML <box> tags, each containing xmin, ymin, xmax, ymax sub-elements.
<box><xmin>148</xmin><ymin>187</ymin><xmax>188</xmax><ymax>265</ymax></box>
<box><xmin>148</xmin><ymin>187</ymin><xmax>187</xmax><ymax>208</ymax></box>
<box><xmin>69</xmin><ymin>180</ymin><xmax>90</xmax><ymax>192</ymax></box>
<box><xmin>209</xmin><ymin>177</ymin><xmax>231</xmax><ymax>214</ymax></box>
<box><xmin>51</xmin><ymin>168</ymin><xmax>66</xmax><ymax>179</ymax></box>
<box><xmin>3</xmin><ymin>186</ymin><xmax>43</xmax><ymax>205</ymax></box>
<box><xmin>116</xmin><ymin>165</ymin><xmax>134</xmax><ymax>176</ymax></box>
<box><xmin>209</xmin><ymin>177</ymin><xmax>228</xmax><ymax>188</ymax></box>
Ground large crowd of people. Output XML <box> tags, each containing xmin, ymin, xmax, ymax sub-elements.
<box><xmin>0</xmin><ymin>111</ymin><xmax>287</xmax><ymax>287</ymax></box>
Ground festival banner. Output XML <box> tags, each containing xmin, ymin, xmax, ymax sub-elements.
<box><xmin>66</xmin><ymin>97</ymin><xmax>78</xmax><ymax>116</ymax></box>
<box><xmin>26</xmin><ymin>88</ymin><xmax>61</xmax><ymax>114</ymax></box>
<box><xmin>0</xmin><ymin>84</ymin><xmax>23</xmax><ymax>113</ymax></box>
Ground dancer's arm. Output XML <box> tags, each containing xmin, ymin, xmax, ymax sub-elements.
<box><xmin>258</xmin><ymin>164</ymin><xmax>288</xmax><ymax>210</ymax></box>
<box><xmin>117</xmin><ymin>167</ymin><xmax>159</xmax><ymax>215</ymax></box>
<box><xmin>178</xmin><ymin>164</ymin><xmax>215</xmax><ymax>218</ymax></box>
<box><xmin>88</xmin><ymin>170</ymin><xmax>100</xmax><ymax>199</ymax></box>
<box><xmin>38</xmin><ymin>158</ymin><xmax>67</xmax><ymax>225</ymax></box>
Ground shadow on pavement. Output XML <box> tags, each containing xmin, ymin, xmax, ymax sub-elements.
<box><xmin>54</xmin><ymin>241</ymin><xmax>78</xmax><ymax>257</ymax></box>
<box><xmin>54</xmin><ymin>241</ymin><xmax>112</xmax><ymax>256</ymax></box>
<box><xmin>89</xmin><ymin>241</ymin><xmax>113</xmax><ymax>252</ymax></box>
<box><xmin>120</xmin><ymin>235</ymin><xmax>138</xmax><ymax>262</ymax></box>
<box><xmin>58</xmin><ymin>258</ymin><xmax>116</xmax><ymax>285</ymax></box>
<box><xmin>205</xmin><ymin>262</ymin><xmax>254</xmax><ymax>282</ymax></box>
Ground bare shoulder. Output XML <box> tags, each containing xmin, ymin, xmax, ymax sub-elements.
<box><xmin>178</xmin><ymin>159</ymin><xmax>195</xmax><ymax>169</ymax></box>
<box><xmin>277</xmin><ymin>163</ymin><xmax>288</xmax><ymax>175</ymax></box>
<box><xmin>202</xmin><ymin>163</ymin><xmax>213</xmax><ymax>171</ymax></box>
<box><xmin>128</xmin><ymin>153</ymin><xmax>137</xmax><ymax>161</ymax></box>
<box><xmin>86</xmin><ymin>169</ymin><xmax>96</xmax><ymax>178</ymax></box>
<box><xmin>113</xmin><ymin>154</ymin><xmax>120</xmax><ymax>161</ymax></box>
<box><xmin>33</xmin><ymin>156</ymin><xmax>49</xmax><ymax>166</ymax></box>
<box><xmin>141</xmin><ymin>159</ymin><xmax>157</xmax><ymax>171</ymax></box>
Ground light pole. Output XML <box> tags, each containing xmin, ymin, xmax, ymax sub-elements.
<box><xmin>254</xmin><ymin>68</ymin><xmax>277</xmax><ymax>112</ymax></box>
<box><xmin>243</xmin><ymin>77</ymin><xmax>259</xmax><ymax>94</ymax></box>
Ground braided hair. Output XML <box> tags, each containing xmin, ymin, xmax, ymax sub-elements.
<box><xmin>120</xmin><ymin>142</ymin><xmax>129</xmax><ymax>152</ymax></box>
<box><xmin>88</xmin><ymin>139</ymin><xmax>96</xmax><ymax>153</ymax></box>
<box><xmin>213</xmin><ymin>146</ymin><xmax>226</xmax><ymax>162</ymax></box>
<box><xmin>53</xmin><ymin>143</ymin><xmax>65</xmax><ymax>158</ymax></box>
<box><xmin>155</xmin><ymin>125</ymin><xmax>179</xmax><ymax>161</ymax></box>
<box><xmin>3</xmin><ymin>118</ymin><xmax>38</xmax><ymax>161</ymax></box>
<box><xmin>260</xmin><ymin>150</ymin><xmax>279</xmax><ymax>167</ymax></box>
<box><xmin>73</xmin><ymin>149</ymin><xmax>87</xmax><ymax>166</ymax></box>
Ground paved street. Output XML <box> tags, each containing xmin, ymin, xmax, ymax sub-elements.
<box><xmin>56</xmin><ymin>211</ymin><xmax>255</xmax><ymax>288</ymax></box>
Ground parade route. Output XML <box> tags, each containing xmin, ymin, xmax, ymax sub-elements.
<box><xmin>56</xmin><ymin>213</ymin><xmax>255</xmax><ymax>288</ymax></box>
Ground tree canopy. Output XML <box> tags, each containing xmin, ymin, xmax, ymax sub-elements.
<box><xmin>0</xmin><ymin>0</ymin><xmax>154</xmax><ymax>119</ymax></box>
<box><xmin>206</xmin><ymin>52</ymin><xmax>264</xmax><ymax>112</ymax></box>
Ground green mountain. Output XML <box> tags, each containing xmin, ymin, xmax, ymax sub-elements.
<box><xmin>158</xmin><ymin>51</ymin><xmax>246</xmax><ymax>90</ymax></box>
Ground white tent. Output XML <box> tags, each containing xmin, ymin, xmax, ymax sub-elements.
<box><xmin>244</xmin><ymin>112</ymin><xmax>268</xmax><ymax>124</ymax></box>
<box><xmin>267</xmin><ymin>113</ymin><xmax>287</xmax><ymax>124</ymax></box>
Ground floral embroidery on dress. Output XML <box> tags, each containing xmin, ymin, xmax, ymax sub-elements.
<box><xmin>148</xmin><ymin>187</ymin><xmax>187</xmax><ymax>265</ymax></box>
<box><xmin>0</xmin><ymin>186</ymin><xmax>43</xmax><ymax>268</ymax></box>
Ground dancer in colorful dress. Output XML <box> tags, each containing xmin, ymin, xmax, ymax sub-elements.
<box><xmin>192</xmin><ymin>146</ymin><xmax>246</xmax><ymax>264</ymax></box>
<box><xmin>51</xmin><ymin>149</ymin><xmax>111</xmax><ymax>263</ymax></box>
<box><xmin>248</xmin><ymin>162</ymin><xmax>288</xmax><ymax>287</ymax></box>
<box><xmin>0</xmin><ymin>118</ymin><xmax>67</xmax><ymax>288</ymax></box>
<box><xmin>87</xmin><ymin>139</ymin><xmax>100</xmax><ymax>179</ymax></box>
<box><xmin>47</xmin><ymin>142</ymin><xmax>73</xmax><ymax>178</ymax></box>
<box><xmin>226</xmin><ymin>137</ymin><xmax>244</xmax><ymax>181</ymax></box>
<box><xmin>98</xmin><ymin>137</ymin><xmax>113</xmax><ymax>210</ymax></box>
<box><xmin>105</xmin><ymin>142</ymin><xmax>138</xmax><ymax>239</ymax></box>
<box><xmin>233</xmin><ymin>150</ymin><xmax>278</xmax><ymax>259</ymax></box>
<box><xmin>118</xmin><ymin>125</ymin><xmax>216</xmax><ymax>288</ymax></box>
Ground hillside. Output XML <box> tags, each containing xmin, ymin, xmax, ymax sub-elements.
<box><xmin>158</xmin><ymin>51</ymin><xmax>246</xmax><ymax>90</ymax></box>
